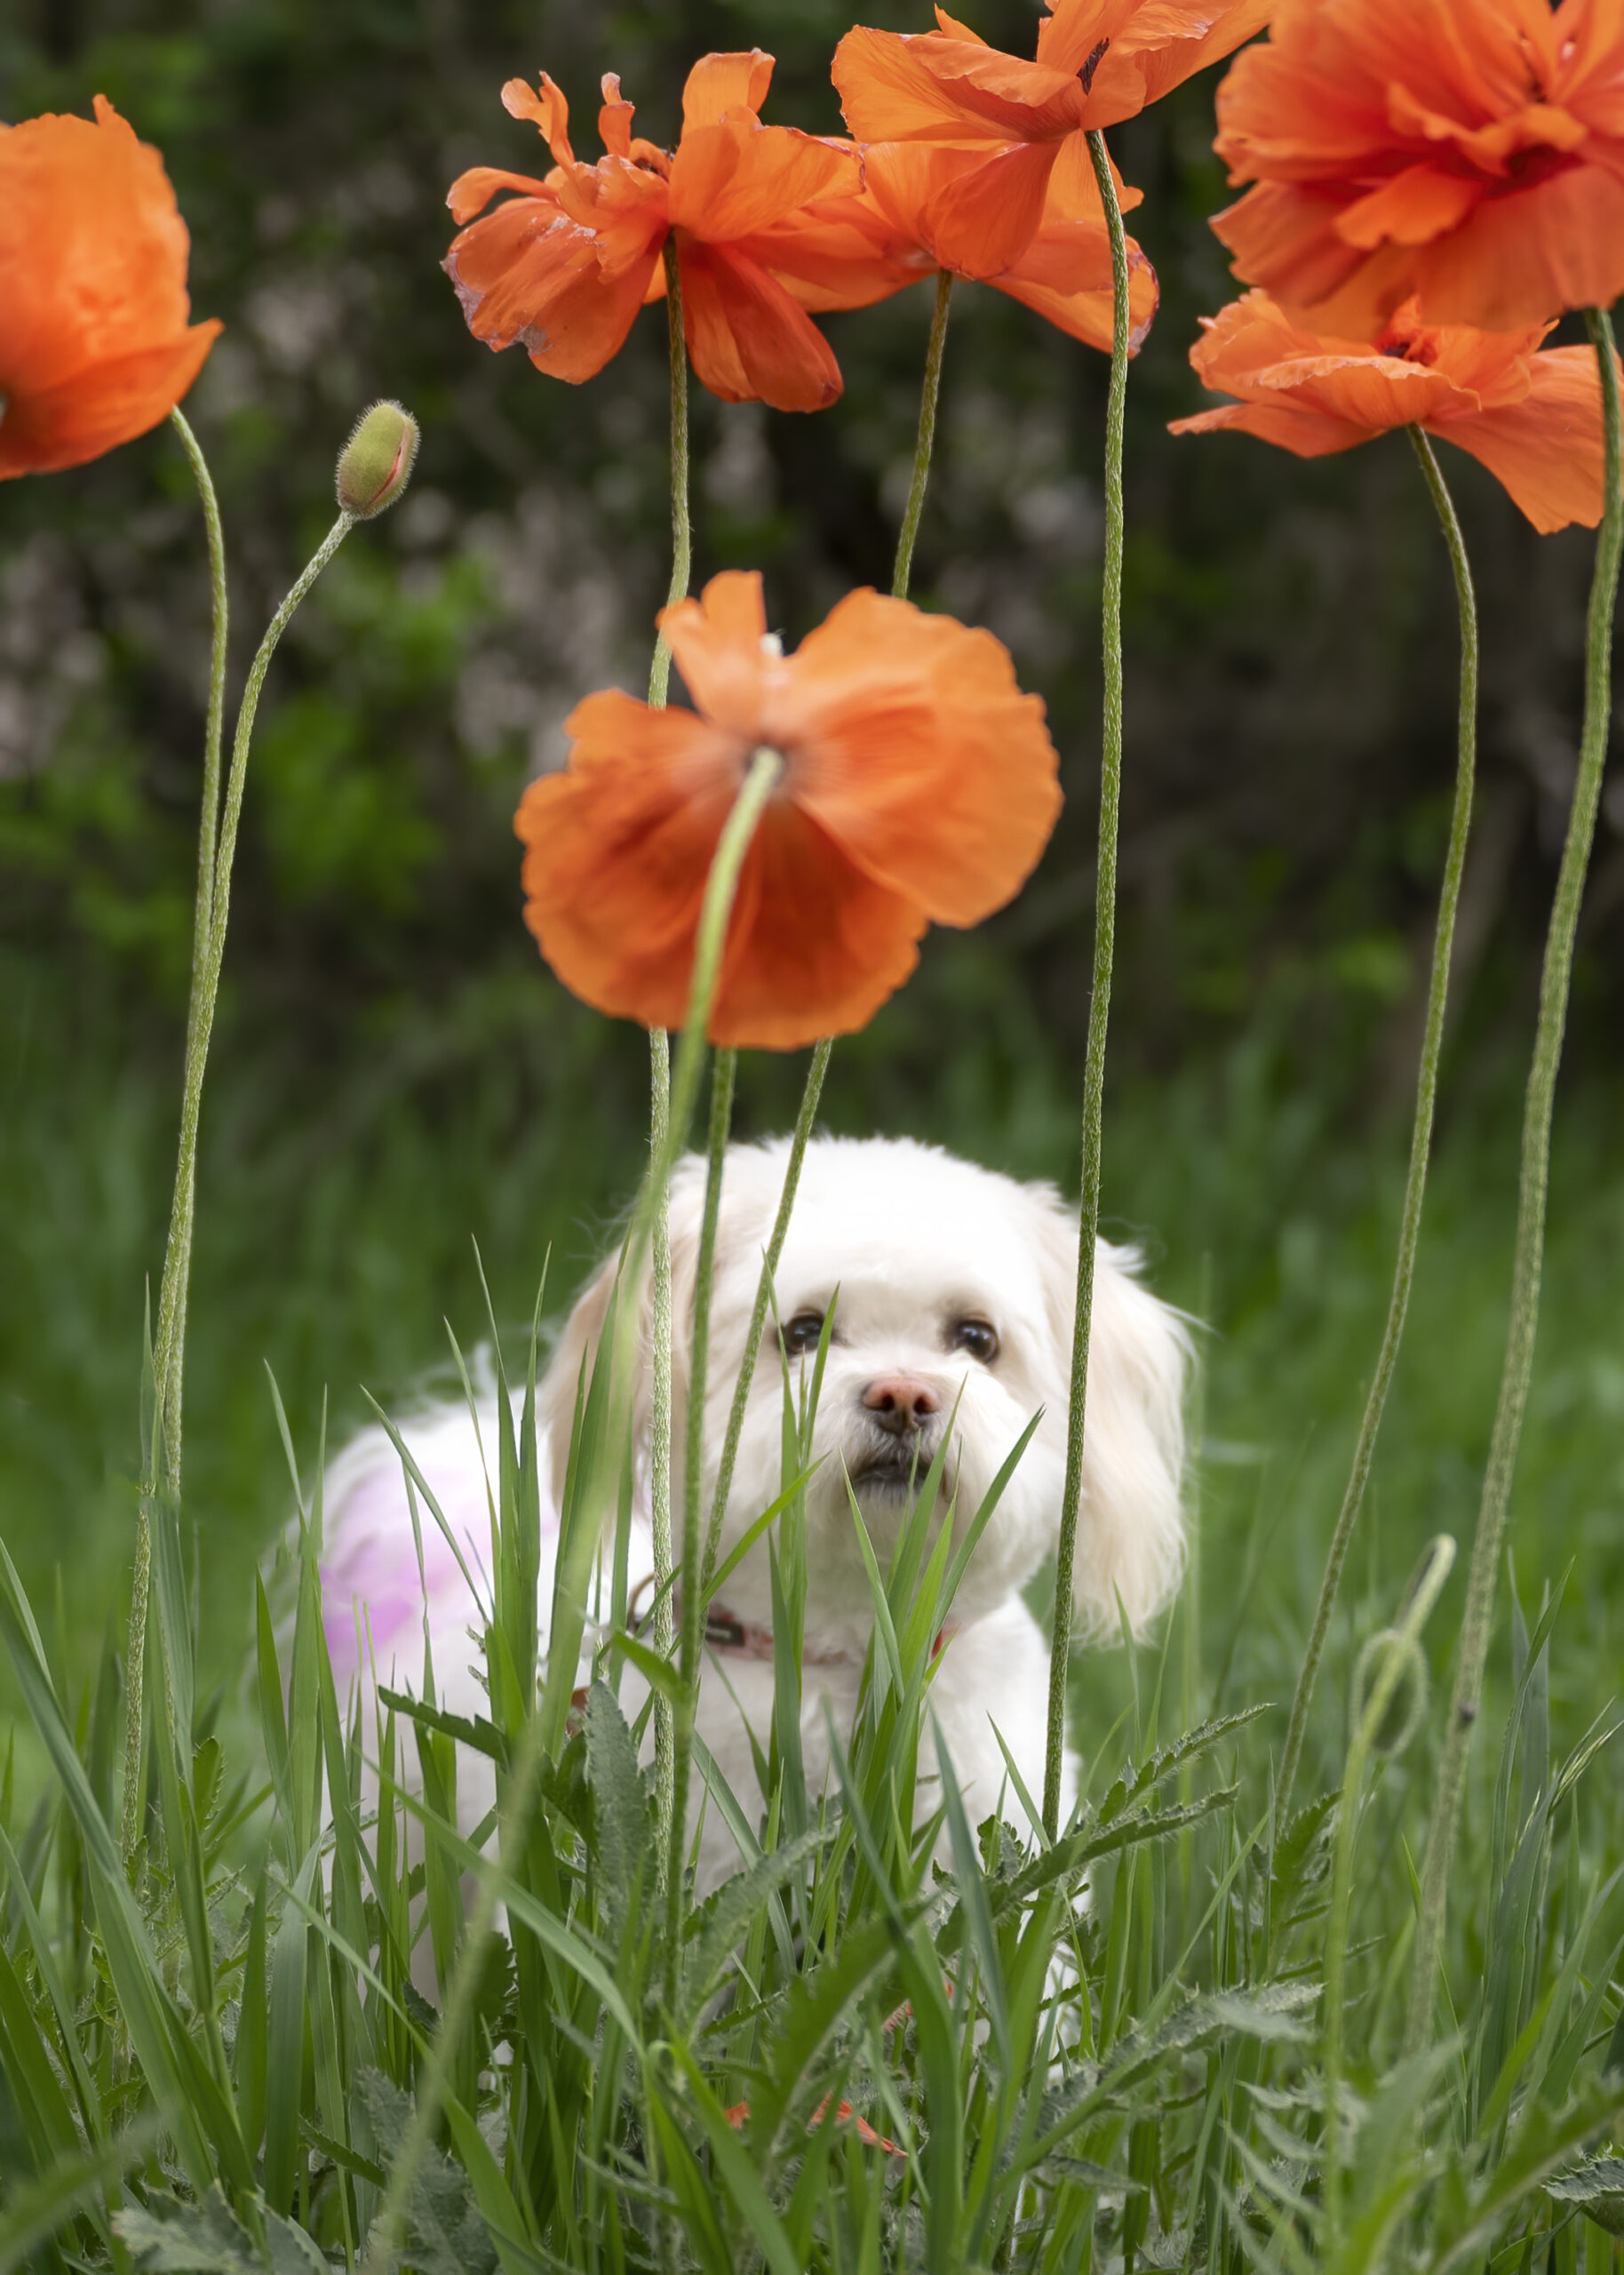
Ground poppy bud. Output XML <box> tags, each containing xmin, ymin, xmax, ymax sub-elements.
<box><xmin>336</xmin><ymin>400</ymin><xmax>418</xmax><ymax>518</ymax></box>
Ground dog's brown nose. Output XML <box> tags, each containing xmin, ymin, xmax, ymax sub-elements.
<box><xmin>861</xmin><ymin>1377</ymin><xmax>940</xmax><ymax>1437</ymax></box>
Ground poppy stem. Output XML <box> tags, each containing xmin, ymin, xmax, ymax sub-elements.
<box><xmin>659</xmin><ymin>751</ymin><xmax>781</xmax><ymax>1964</ymax></box>
<box><xmin>1322</xmin><ymin>1536</ymin><xmax>1455</xmax><ymax>2259</ymax></box>
<box><xmin>119</xmin><ymin>411</ymin><xmax>230</xmax><ymax>1868</ymax></box>
<box><xmin>681</xmin><ymin>1049</ymin><xmax>737</xmax><ymax>1682</ymax></box>
<box><xmin>1404</xmin><ymin>307</ymin><xmax>1623</xmax><ymax>2056</ymax></box>
<box><xmin>649</xmin><ymin>238</ymin><xmax>691</xmax><ymax>707</ymax></box>
<box><xmin>699</xmin><ymin>1036</ymin><xmax>833</xmax><ymax>1604</ymax></box>
<box><xmin>648</xmin><ymin>1028</ymin><xmax>677</xmax><ymax>1894</ymax></box>
<box><xmin>646</xmin><ymin>241</ymin><xmax>692</xmax><ymax>1888</ymax></box>
<box><xmin>892</xmin><ymin>269</ymin><xmax>953</xmax><ymax>600</ymax></box>
<box><xmin>122</xmin><ymin>506</ymin><xmax>356</xmax><ymax>1868</ymax></box>
<box><xmin>1275</xmin><ymin>427</ymin><xmax>1479</xmax><ymax>1822</ymax></box>
<box><xmin>1042</xmin><ymin>131</ymin><xmax>1130</xmax><ymax>1840</ymax></box>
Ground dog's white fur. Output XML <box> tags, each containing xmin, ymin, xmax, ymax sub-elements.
<box><xmin>319</xmin><ymin>1136</ymin><xmax>1189</xmax><ymax>1891</ymax></box>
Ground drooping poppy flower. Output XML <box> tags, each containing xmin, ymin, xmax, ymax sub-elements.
<box><xmin>0</xmin><ymin>96</ymin><xmax>220</xmax><ymax>479</ymax></box>
<box><xmin>445</xmin><ymin>53</ymin><xmax>921</xmax><ymax>413</ymax></box>
<box><xmin>1169</xmin><ymin>291</ymin><xmax>1612</xmax><ymax>532</ymax></box>
<box><xmin>515</xmin><ymin>571</ymin><xmax>1062</xmax><ymax>1050</ymax></box>
<box><xmin>832</xmin><ymin>0</ymin><xmax>1270</xmax><ymax>280</ymax></box>
<box><xmin>1212</xmin><ymin>0</ymin><xmax>1624</xmax><ymax>334</ymax></box>
<box><xmin>856</xmin><ymin>134</ymin><xmax>1160</xmax><ymax>353</ymax></box>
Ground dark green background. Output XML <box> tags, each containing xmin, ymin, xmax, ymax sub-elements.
<box><xmin>3</xmin><ymin>0</ymin><xmax>1620</xmax><ymax>1757</ymax></box>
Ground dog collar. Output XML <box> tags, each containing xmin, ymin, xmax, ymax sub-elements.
<box><xmin>704</xmin><ymin>1603</ymin><xmax>960</xmax><ymax>1667</ymax></box>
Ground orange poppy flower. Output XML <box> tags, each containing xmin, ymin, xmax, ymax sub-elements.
<box><xmin>1169</xmin><ymin>291</ymin><xmax>1612</xmax><ymax>532</ymax></box>
<box><xmin>833</xmin><ymin>0</ymin><xmax>1270</xmax><ymax>280</ymax></box>
<box><xmin>1212</xmin><ymin>0</ymin><xmax>1624</xmax><ymax>334</ymax></box>
<box><xmin>445</xmin><ymin>53</ymin><xmax>919</xmax><ymax>413</ymax></box>
<box><xmin>856</xmin><ymin>135</ymin><xmax>1160</xmax><ymax>353</ymax></box>
<box><xmin>515</xmin><ymin>571</ymin><xmax>1062</xmax><ymax>1050</ymax></box>
<box><xmin>0</xmin><ymin>96</ymin><xmax>219</xmax><ymax>480</ymax></box>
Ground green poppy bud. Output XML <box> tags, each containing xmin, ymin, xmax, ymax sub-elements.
<box><xmin>336</xmin><ymin>400</ymin><xmax>418</xmax><ymax>518</ymax></box>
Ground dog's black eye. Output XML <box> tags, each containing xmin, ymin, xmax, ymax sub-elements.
<box><xmin>950</xmin><ymin>1318</ymin><xmax>999</xmax><ymax>1363</ymax></box>
<box><xmin>782</xmin><ymin>1309</ymin><xmax>826</xmax><ymax>1357</ymax></box>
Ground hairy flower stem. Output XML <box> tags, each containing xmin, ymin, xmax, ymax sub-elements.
<box><xmin>697</xmin><ymin>1039</ymin><xmax>832</xmax><ymax>1603</ymax></box>
<box><xmin>648</xmin><ymin>1031</ymin><xmax>677</xmax><ymax>1892</ymax></box>
<box><xmin>1405</xmin><ymin>308</ymin><xmax>1623</xmax><ymax>2056</ymax></box>
<box><xmin>156</xmin><ymin>410</ymin><xmax>229</xmax><ymax>1479</ymax></box>
<box><xmin>892</xmin><ymin>269</ymin><xmax>953</xmax><ymax>600</ymax></box>
<box><xmin>122</xmin><ymin>479</ymin><xmax>354</xmax><ymax>1868</ymax></box>
<box><xmin>649</xmin><ymin>239</ymin><xmax>691</xmax><ymax>710</ymax></box>
<box><xmin>681</xmin><ymin>1050</ymin><xmax>737</xmax><ymax>1659</ymax></box>
<box><xmin>1323</xmin><ymin>1538</ymin><xmax>1454</xmax><ymax>2259</ymax></box>
<box><xmin>1043</xmin><ymin>130</ymin><xmax>1130</xmax><ymax>1840</ymax></box>
<box><xmin>1276</xmin><ymin>430</ymin><xmax>1479</xmax><ymax>1818</ymax></box>
<box><xmin>645</xmin><ymin>253</ymin><xmax>693</xmax><ymax>1897</ymax></box>
<box><xmin>657</xmin><ymin>754</ymin><xmax>782</xmax><ymax>1967</ymax></box>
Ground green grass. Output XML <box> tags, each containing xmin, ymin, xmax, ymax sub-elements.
<box><xmin>5</xmin><ymin>951</ymin><xmax>1624</xmax><ymax>2270</ymax></box>
<box><xmin>4</xmin><ymin>954</ymin><xmax>1622</xmax><ymax>1785</ymax></box>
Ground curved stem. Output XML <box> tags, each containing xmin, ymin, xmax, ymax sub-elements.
<box><xmin>892</xmin><ymin>269</ymin><xmax>953</xmax><ymax>601</ymax></box>
<box><xmin>1405</xmin><ymin>308</ymin><xmax>1623</xmax><ymax>2055</ymax></box>
<box><xmin>156</xmin><ymin>410</ymin><xmax>230</xmax><ymax>1483</ymax></box>
<box><xmin>681</xmin><ymin>1049</ymin><xmax>737</xmax><ymax>1670</ymax></box>
<box><xmin>1323</xmin><ymin>1537</ymin><xmax>1454</xmax><ymax>2258</ymax></box>
<box><xmin>648</xmin><ymin>1030</ymin><xmax>676</xmax><ymax>1893</ymax></box>
<box><xmin>645</xmin><ymin>254</ymin><xmax>692</xmax><ymax>1896</ymax></box>
<box><xmin>649</xmin><ymin>239</ymin><xmax>691</xmax><ymax>709</ymax></box>
<box><xmin>121</xmin><ymin>507</ymin><xmax>354</xmax><ymax>1865</ymax></box>
<box><xmin>1043</xmin><ymin>129</ymin><xmax>1130</xmax><ymax>1839</ymax></box>
<box><xmin>658</xmin><ymin>754</ymin><xmax>783</xmax><ymax>1951</ymax></box>
<box><xmin>1276</xmin><ymin>427</ymin><xmax>1478</xmax><ymax>1816</ymax></box>
<box><xmin>698</xmin><ymin>1038</ymin><xmax>833</xmax><ymax>1603</ymax></box>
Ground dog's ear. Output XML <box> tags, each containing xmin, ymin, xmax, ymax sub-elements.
<box><xmin>1030</xmin><ymin>1192</ymin><xmax>1190</xmax><ymax>1640</ymax></box>
<box><xmin>538</xmin><ymin>1154</ymin><xmax>710</xmax><ymax>1510</ymax></box>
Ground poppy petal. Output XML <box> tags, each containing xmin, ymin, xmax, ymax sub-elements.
<box><xmin>772</xmin><ymin>591</ymin><xmax>1063</xmax><ymax>926</ymax></box>
<box><xmin>446</xmin><ymin>166</ymin><xmax>554</xmax><ymax>226</ymax></box>
<box><xmin>0</xmin><ymin>323</ymin><xmax>221</xmax><ymax>479</ymax></box>
<box><xmin>681</xmin><ymin>49</ymin><xmax>775</xmax><ymax>131</ymax></box>
<box><xmin>443</xmin><ymin>197</ymin><xmax>658</xmax><ymax>381</ymax></box>
<box><xmin>1335</xmin><ymin>163</ymin><xmax>1484</xmax><ymax>249</ymax></box>
<box><xmin>502</xmin><ymin>75</ymin><xmax>575</xmax><ymax>168</ymax></box>
<box><xmin>1166</xmin><ymin>397</ymin><xmax>1376</xmax><ymax>455</ymax></box>
<box><xmin>679</xmin><ymin>241</ymin><xmax>842</xmax><ymax>411</ymax></box>
<box><xmin>516</xmin><ymin>696</ymin><xmax>744</xmax><ymax>1034</ymax></box>
<box><xmin>923</xmin><ymin>139</ymin><xmax>1064</xmax><ymax>278</ymax></box>
<box><xmin>0</xmin><ymin>99</ymin><xmax>219</xmax><ymax>469</ymax></box>
<box><xmin>834</xmin><ymin>28</ymin><xmax>1081</xmax><ymax>144</ymax></box>
<box><xmin>709</xmin><ymin>802</ymin><xmax>927</xmax><ymax>1049</ymax></box>
<box><xmin>668</xmin><ymin>118</ymin><xmax>854</xmax><ymax>242</ymax></box>
<box><xmin>599</xmin><ymin>74</ymin><xmax>635</xmax><ymax>158</ymax></box>
<box><xmin>1432</xmin><ymin>345</ymin><xmax>1609</xmax><ymax>532</ymax></box>
<box><xmin>740</xmin><ymin>188</ymin><xmax>931</xmax><ymax>313</ymax></box>
<box><xmin>996</xmin><ymin>226</ymin><xmax>1158</xmax><ymax>354</ymax></box>
<box><xmin>660</xmin><ymin>571</ymin><xmax>772</xmax><ymax>739</ymax></box>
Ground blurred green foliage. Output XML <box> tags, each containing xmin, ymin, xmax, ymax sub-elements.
<box><xmin>1</xmin><ymin>0</ymin><xmax>1621</xmax><ymax>1772</ymax></box>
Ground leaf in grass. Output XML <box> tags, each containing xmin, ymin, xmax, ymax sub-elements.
<box><xmin>681</xmin><ymin>1827</ymin><xmax>833</xmax><ymax>2024</ymax></box>
<box><xmin>1545</xmin><ymin>2154</ymin><xmax>1624</xmax><ymax>2235</ymax></box>
<box><xmin>354</xmin><ymin>2070</ymin><xmax>498</xmax><ymax>2275</ymax></box>
<box><xmin>1034</xmin><ymin>1982</ymin><xmax>1318</xmax><ymax>2151</ymax></box>
<box><xmin>376</xmin><ymin>1688</ymin><xmax>508</xmax><ymax>1766</ymax></box>
<box><xmin>584</xmin><ymin>1680</ymin><xmax>653</xmax><ymax>1941</ymax></box>
<box><xmin>1098</xmin><ymin>1706</ymin><xmax>1269</xmax><ymax>1821</ymax></box>
<box><xmin>115</xmin><ymin>2184</ymin><xmax>328</xmax><ymax>2275</ymax></box>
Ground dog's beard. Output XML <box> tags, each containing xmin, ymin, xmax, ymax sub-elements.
<box><xmin>842</xmin><ymin>1424</ymin><xmax>956</xmax><ymax>1511</ymax></box>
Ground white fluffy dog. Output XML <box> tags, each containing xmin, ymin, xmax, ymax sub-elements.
<box><xmin>318</xmin><ymin>1136</ymin><xmax>1189</xmax><ymax>1890</ymax></box>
